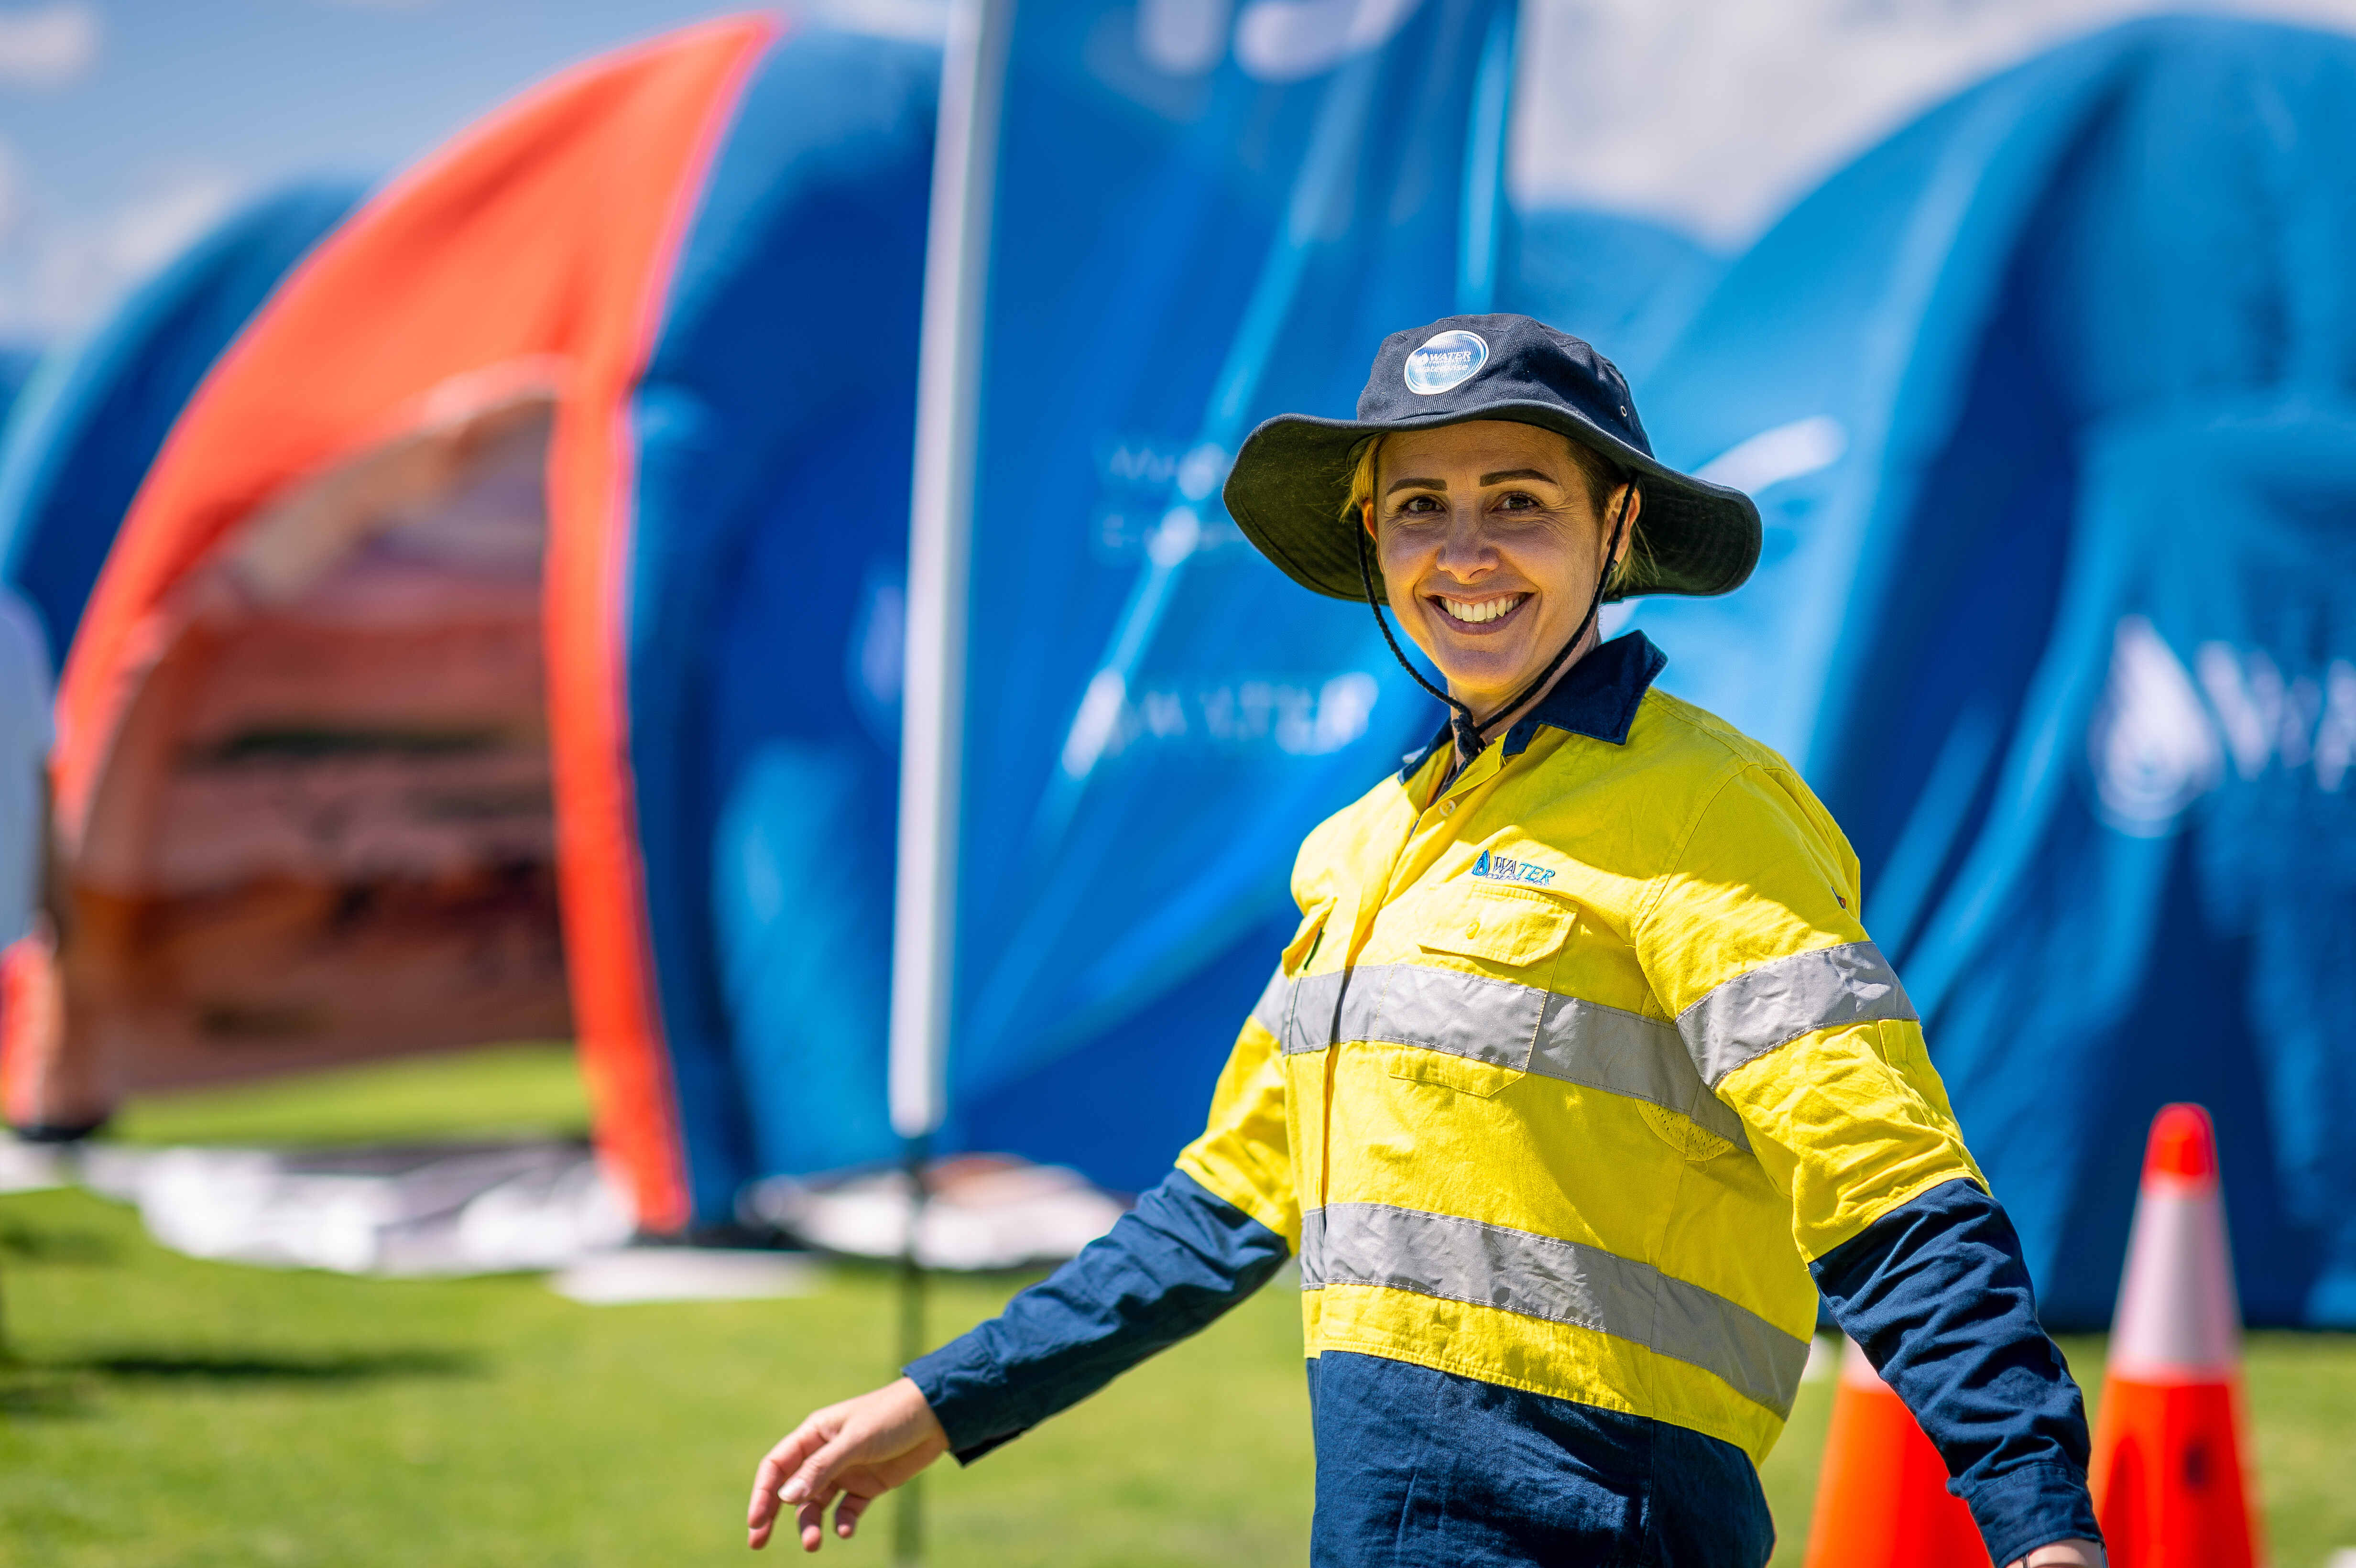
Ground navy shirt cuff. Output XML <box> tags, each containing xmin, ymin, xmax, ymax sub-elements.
<box><xmin>1960</xmin><ymin>1460</ymin><xmax>2103</xmax><ymax>1566</ymax></box>
<box><xmin>905</xmin><ymin>1337</ymin><xmax>1025</xmax><ymax>1464</ymax></box>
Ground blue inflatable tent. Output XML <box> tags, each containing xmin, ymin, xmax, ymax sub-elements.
<box><xmin>0</xmin><ymin>351</ymin><xmax>37</xmax><ymax>431</ymax></box>
<box><xmin>1634</xmin><ymin>16</ymin><xmax>2356</xmax><ymax>1328</ymax></box>
<box><xmin>0</xmin><ymin>19</ymin><xmax>939</xmax><ymax>1234</ymax></box>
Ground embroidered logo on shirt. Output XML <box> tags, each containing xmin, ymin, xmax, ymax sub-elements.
<box><xmin>1470</xmin><ymin>848</ymin><xmax>1555</xmax><ymax>886</ymax></box>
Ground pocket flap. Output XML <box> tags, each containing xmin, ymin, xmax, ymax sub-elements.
<box><xmin>1416</xmin><ymin>889</ymin><xmax>1572</xmax><ymax>968</ymax></box>
<box><xmin>1281</xmin><ymin>900</ymin><xmax>1335</xmax><ymax>976</ymax></box>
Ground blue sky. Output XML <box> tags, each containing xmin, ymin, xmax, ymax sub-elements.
<box><xmin>0</xmin><ymin>2</ymin><xmax>799</xmax><ymax>342</ymax></box>
<box><xmin>4</xmin><ymin>0</ymin><xmax>2353</xmax><ymax>346</ymax></box>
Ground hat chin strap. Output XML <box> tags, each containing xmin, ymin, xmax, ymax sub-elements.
<box><xmin>1357</xmin><ymin>483</ymin><xmax>1634</xmax><ymax>774</ymax></box>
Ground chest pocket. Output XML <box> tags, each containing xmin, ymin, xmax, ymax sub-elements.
<box><xmin>1386</xmin><ymin>887</ymin><xmax>1573</xmax><ymax>1098</ymax></box>
<box><xmin>1414</xmin><ymin>887</ymin><xmax>1574</xmax><ymax>969</ymax></box>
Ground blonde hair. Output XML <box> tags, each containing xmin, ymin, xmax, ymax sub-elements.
<box><xmin>1343</xmin><ymin>431</ymin><xmax>1653</xmax><ymax>594</ymax></box>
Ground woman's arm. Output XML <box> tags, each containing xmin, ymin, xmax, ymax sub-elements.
<box><xmin>907</xmin><ymin>1168</ymin><xmax>1292</xmax><ymax>1459</ymax></box>
<box><xmin>746</xmin><ymin>1005</ymin><xmax>1298</xmax><ymax>1550</ymax></box>
<box><xmin>1811</xmin><ymin>1178</ymin><xmax>2103</xmax><ymax>1564</ymax></box>
<box><xmin>746</xmin><ymin>1171</ymin><xmax>1289</xmax><ymax>1551</ymax></box>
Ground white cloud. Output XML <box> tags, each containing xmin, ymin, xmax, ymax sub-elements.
<box><xmin>796</xmin><ymin>0</ymin><xmax>952</xmax><ymax>44</ymax></box>
<box><xmin>0</xmin><ymin>2</ymin><xmax>100</xmax><ymax>89</ymax></box>
<box><xmin>0</xmin><ymin>168</ymin><xmax>242</xmax><ymax>339</ymax></box>
<box><xmin>98</xmin><ymin>171</ymin><xmax>241</xmax><ymax>282</ymax></box>
<box><xmin>1512</xmin><ymin>0</ymin><xmax>2356</xmax><ymax>246</ymax></box>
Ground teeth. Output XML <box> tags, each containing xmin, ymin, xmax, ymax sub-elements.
<box><xmin>1440</xmin><ymin>594</ymin><xmax>1525</xmax><ymax>625</ymax></box>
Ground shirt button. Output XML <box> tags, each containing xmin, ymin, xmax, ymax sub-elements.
<box><xmin>1440</xmin><ymin>799</ymin><xmax>1456</xmax><ymax>815</ymax></box>
<box><xmin>1464</xmin><ymin>917</ymin><xmax>1481</xmax><ymax>937</ymax></box>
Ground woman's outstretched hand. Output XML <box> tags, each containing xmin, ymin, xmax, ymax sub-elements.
<box><xmin>747</xmin><ymin>1377</ymin><xmax>949</xmax><ymax>1552</ymax></box>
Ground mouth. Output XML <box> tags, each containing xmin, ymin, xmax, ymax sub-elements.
<box><xmin>1430</xmin><ymin>592</ymin><xmax>1529</xmax><ymax>632</ymax></box>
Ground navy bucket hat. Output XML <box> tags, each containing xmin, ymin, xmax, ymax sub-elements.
<box><xmin>1222</xmin><ymin>313</ymin><xmax>1761</xmax><ymax>603</ymax></box>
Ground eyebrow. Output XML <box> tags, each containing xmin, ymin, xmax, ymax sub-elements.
<box><xmin>1383</xmin><ymin>467</ymin><xmax>1561</xmax><ymax>496</ymax></box>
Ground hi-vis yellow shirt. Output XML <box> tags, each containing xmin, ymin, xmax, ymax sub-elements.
<box><xmin>1174</xmin><ymin>633</ymin><xmax>1984</xmax><ymax>1463</ymax></box>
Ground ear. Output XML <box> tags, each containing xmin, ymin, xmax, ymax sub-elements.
<box><xmin>1361</xmin><ymin>499</ymin><xmax>1377</xmax><ymax>540</ymax></box>
<box><xmin>1607</xmin><ymin>482</ymin><xmax>1642</xmax><ymax>570</ymax></box>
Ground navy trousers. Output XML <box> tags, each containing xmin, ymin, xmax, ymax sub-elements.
<box><xmin>1306</xmin><ymin>1351</ymin><xmax>1776</xmax><ymax>1567</ymax></box>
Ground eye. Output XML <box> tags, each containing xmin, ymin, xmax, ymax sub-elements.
<box><xmin>1391</xmin><ymin>493</ymin><xmax>1444</xmax><ymax>518</ymax></box>
<box><xmin>1494</xmin><ymin>490</ymin><xmax>1544</xmax><ymax>512</ymax></box>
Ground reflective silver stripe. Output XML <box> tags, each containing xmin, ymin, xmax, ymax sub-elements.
<box><xmin>1361</xmin><ymin>963</ymin><xmax>1545</xmax><ymax>1070</ymax></box>
<box><xmin>1299</xmin><ymin>1202</ymin><xmax>1807</xmax><ymax>1417</ymax></box>
<box><xmin>1271</xmin><ymin>963</ymin><xmax>1746</xmax><ymax>1148</ymax></box>
<box><xmin>1678</xmin><ymin>940</ymin><xmax>1918</xmax><ymax>1089</ymax></box>
<box><xmin>1277</xmin><ymin>970</ymin><xmax>1350</xmax><ymax>1056</ymax></box>
<box><xmin>1248</xmin><ymin>967</ymin><xmax>1289</xmax><ymax>1038</ymax></box>
<box><xmin>1535</xmin><ymin>991</ymin><xmax>1749</xmax><ymax>1149</ymax></box>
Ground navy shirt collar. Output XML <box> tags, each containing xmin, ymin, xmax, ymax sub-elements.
<box><xmin>1396</xmin><ymin>630</ymin><xmax>1668</xmax><ymax>783</ymax></box>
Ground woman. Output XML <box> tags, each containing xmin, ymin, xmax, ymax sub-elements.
<box><xmin>745</xmin><ymin>316</ymin><xmax>2105</xmax><ymax>1567</ymax></box>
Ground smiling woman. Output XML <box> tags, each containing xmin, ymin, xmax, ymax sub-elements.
<box><xmin>740</xmin><ymin>315</ymin><xmax>2105</xmax><ymax>1568</ymax></box>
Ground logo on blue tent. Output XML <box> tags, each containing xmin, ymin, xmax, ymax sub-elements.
<box><xmin>1404</xmin><ymin>330</ymin><xmax>1488</xmax><ymax>395</ymax></box>
<box><xmin>1469</xmin><ymin>848</ymin><xmax>1554</xmax><ymax>886</ymax></box>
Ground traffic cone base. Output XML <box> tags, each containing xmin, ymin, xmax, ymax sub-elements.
<box><xmin>2092</xmin><ymin>1380</ymin><xmax>2258</xmax><ymax>1568</ymax></box>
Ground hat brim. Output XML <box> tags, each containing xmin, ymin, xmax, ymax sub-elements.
<box><xmin>1222</xmin><ymin>401</ymin><xmax>1761</xmax><ymax>603</ymax></box>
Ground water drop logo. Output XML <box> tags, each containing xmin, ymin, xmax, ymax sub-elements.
<box><xmin>2088</xmin><ymin>616</ymin><xmax>2221</xmax><ymax>836</ymax></box>
<box><xmin>1404</xmin><ymin>329</ymin><xmax>1487</xmax><ymax>395</ymax></box>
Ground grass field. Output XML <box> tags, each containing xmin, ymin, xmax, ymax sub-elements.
<box><xmin>2</xmin><ymin>1045</ymin><xmax>2350</xmax><ymax>1567</ymax></box>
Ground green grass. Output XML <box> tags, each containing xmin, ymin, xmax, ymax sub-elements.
<box><xmin>0</xmin><ymin>1047</ymin><xmax>2348</xmax><ymax>1566</ymax></box>
<box><xmin>104</xmin><ymin>1043</ymin><xmax>591</xmax><ymax>1148</ymax></box>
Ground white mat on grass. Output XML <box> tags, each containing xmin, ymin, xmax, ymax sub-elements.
<box><xmin>553</xmin><ymin>1247</ymin><xmax>820</xmax><ymax>1304</ymax></box>
<box><xmin>86</xmin><ymin>1140</ymin><xmax>634</xmax><ymax>1276</ymax></box>
<box><xmin>740</xmin><ymin>1155</ymin><xmax>1128</xmax><ymax>1272</ymax></box>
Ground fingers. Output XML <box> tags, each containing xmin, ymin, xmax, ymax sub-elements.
<box><xmin>783</xmin><ymin>1432</ymin><xmax>861</xmax><ymax>1510</ymax></box>
<box><xmin>748</xmin><ymin>1416</ymin><xmax>837</xmax><ymax>1549</ymax></box>
<box><xmin>771</xmin><ymin>1429</ymin><xmax>861</xmax><ymax>1553</ymax></box>
<box><xmin>796</xmin><ymin>1493</ymin><xmax>830</xmax><ymax>1553</ymax></box>
<box><xmin>753</xmin><ymin>1420</ymin><xmax>830</xmax><ymax>1508</ymax></box>
<box><xmin>746</xmin><ymin>1381</ymin><xmax>949</xmax><ymax>1551</ymax></box>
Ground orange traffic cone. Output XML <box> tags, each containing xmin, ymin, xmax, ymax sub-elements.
<box><xmin>1803</xmin><ymin>1337</ymin><xmax>1989</xmax><ymax>1568</ymax></box>
<box><xmin>2090</xmin><ymin>1103</ymin><xmax>2263</xmax><ymax>1568</ymax></box>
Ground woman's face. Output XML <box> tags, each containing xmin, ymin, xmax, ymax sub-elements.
<box><xmin>1368</xmin><ymin>420</ymin><xmax>1635</xmax><ymax>717</ymax></box>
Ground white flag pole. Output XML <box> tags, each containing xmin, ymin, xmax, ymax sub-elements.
<box><xmin>891</xmin><ymin>0</ymin><xmax>1009</xmax><ymax>1155</ymax></box>
<box><xmin>888</xmin><ymin>0</ymin><xmax>1010</xmax><ymax>1561</ymax></box>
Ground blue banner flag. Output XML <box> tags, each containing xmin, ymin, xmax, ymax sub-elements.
<box><xmin>924</xmin><ymin>0</ymin><xmax>1516</xmax><ymax>1183</ymax></box>
<box><xmin>1631</xmin><ymin>17</ymin><xmax>2356</xmax><ymax>1327</ymax></box>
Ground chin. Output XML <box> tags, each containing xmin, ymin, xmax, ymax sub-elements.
<box><xmin>1431</xmin><ymin>649</ymin><xmax>1534</xmax><ymax>704</ymax></box>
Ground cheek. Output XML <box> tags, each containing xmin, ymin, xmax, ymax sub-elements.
<box><xmin>1499</xmin><ymin>526</ymin><xmax>1592</xmax><ymax>604</ymax></box>
<box><xmin>1375</xmin><ymin>528</ymin><xmax>1431</xmax><ymax>596</ymax></box>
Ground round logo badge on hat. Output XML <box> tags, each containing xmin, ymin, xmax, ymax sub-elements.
<box><xmin>1403</xmin><ymin>329</ymin><xmax>1488</xmax><ymax>395</ymax></box>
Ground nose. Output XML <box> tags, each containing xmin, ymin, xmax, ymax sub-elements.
<box><xmin>1431</xmin><ymin>502</ymin><xmax>1495</xmax><ymax>580</ymax></box>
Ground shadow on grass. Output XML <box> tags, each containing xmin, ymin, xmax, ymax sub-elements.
<box><xmin>0</xmin><ymin>1345</ymin><xmax>481</xmax><ymax>1419</ymax></box>
<box><xmin>0</xmin><ymin>1368</ymin><xmax>87</xmax><ymax>1418</ymax></box>
<box><xmin>0</xmin><ymin>1222</ymin><xmax>124</xmax><ymax>1265</ymax></box>
<box><xmin>76</xmin><ymin>1347</ymin><xmax>482</xmax><ymax>1383</ymax></box>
